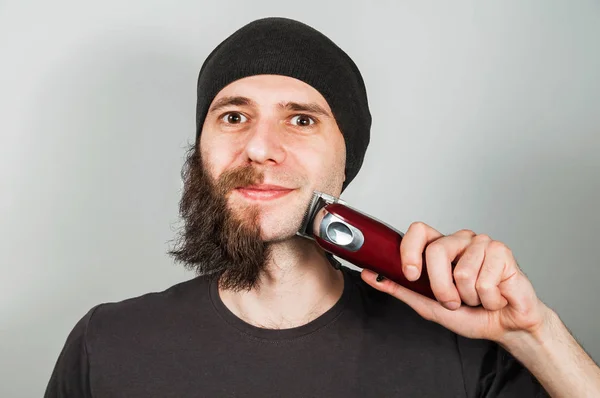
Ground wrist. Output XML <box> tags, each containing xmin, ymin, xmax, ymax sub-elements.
<box><xmin>498</xmin><ymin>304</ymin><xmax>600</xmax><ymax>398</ymax></box>
<box><xmin>499</xmin><ymin>302</ymin><xmax>557</xmax><ymax>357</ymax></box>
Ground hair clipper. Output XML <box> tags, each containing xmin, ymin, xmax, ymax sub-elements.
<box><xmin>297</xmin><ymin>191</ymin><xmax>435</xmax><ymax>300</ymax></box>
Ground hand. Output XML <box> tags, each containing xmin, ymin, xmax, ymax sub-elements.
<box><xmin>361</xmin><ymin>222</ymin><xmax>550</xmax><ymax>344</ymax></box>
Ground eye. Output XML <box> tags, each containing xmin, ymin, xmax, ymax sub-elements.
<box><xmin>221</xmin><ymin>112</ymin><xmax>248</xmax><ymax>124</ymax></box>
<box><xmin>290</xmin><ymin>114</ymin><xmax>316</xmax><ymax>127</ymax></box>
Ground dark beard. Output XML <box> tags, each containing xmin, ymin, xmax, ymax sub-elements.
<box><xmin>168</xmin><ymin>144</ymin><xmax>271</xmax><ymax>292</ymax></box>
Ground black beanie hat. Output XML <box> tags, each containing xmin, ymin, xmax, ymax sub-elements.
<box><xmin>195</xmin><ymin>17</ymin><xmax>371</xmax><ymax>192</ymax></box>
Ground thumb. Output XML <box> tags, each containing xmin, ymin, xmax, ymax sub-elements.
<box><xmin>360</xmin><ymin>269</ymin><xmax>487</xmax><ymax>338</ymax></box>
<box><xmin>360</xmin><ymin>269</ymin><xmax>442</xmax><ymax>319</ymax></box>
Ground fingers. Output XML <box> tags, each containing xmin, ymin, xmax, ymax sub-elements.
<box><xmin>400</xmin><ymin>222</ymin><xmax>517</xmax><ymax>313</ymax></box>
<box><xmin>453</xmin><ymin>234</ymin><xmax>490</xmax><ymax>307</ymax></box>
<box><xmin>476</xmin><ymin>241</ymin><xmax>511</xmax><ymax>310</ymax></box>
<box><xmin>367</xmin><ymin>222</ymin><xmax>541</xmax><ymax>341</ymax></box>
<box><xmin>361</xmin><ymin>269</ymin><xmax>494</xmax><ymax>340</ymax></box>
<box><xmin>400</xmin><ymin>222</ymin><xmax>443</xmax><ymax>281</ymax></box>
<box><xmin>424</xmin><ymin>230</ymin><xmax>475</xmax><ymax>309</ymax></box>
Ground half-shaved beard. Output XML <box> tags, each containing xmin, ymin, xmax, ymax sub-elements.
<box><xmin>168</xmin><ymin>145</ymin><xmax>272</xmax><ymax>292</ymax></box>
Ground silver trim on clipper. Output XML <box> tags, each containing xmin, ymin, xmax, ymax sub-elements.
<box><xmin>319</xmin><ymin>212</ymin><xmax>364</xmax><ymax>251</ymax></box>
<box><xmin>296</xmin><ymin>191</ymin><xmax>347</xmax><ymax>240</ymax></box>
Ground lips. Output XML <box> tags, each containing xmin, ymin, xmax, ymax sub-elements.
<box><xmin>235</xmin><ymin>184</ymin><xmax>294</xmax><ymax>201</ymax></box>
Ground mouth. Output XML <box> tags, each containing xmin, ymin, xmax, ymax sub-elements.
<box><xmin>234</xmin><ymin>184</ymin><xmax>295</xmax><ymax>201</ymax></box>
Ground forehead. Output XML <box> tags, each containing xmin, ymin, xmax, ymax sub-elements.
<box><xmin>212</xmin><ymin>75</ymin><xmax>331</xmax><ymax>110</ymax></box>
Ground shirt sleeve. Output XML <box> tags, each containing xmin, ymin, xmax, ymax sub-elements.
<box><xmin>44</xmin><ymin>306</ymin><xmax>100</xmax><ymax>398</ymax></box>
<box><xmin>456</xmin><ymin>335</ymin><xmax>550</xmax><ymax>398</ymax></box>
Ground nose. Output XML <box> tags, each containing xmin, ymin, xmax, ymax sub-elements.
<box><xmin>243</xmin><ymin>119</ymin><xmax>286</xmax><ymax>165</ymax></box>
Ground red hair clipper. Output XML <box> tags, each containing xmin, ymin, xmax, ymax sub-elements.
<box><xmin>297</xmin><ymin>191</ymin><xmax>435</xmax><ymax>300</ymax></box>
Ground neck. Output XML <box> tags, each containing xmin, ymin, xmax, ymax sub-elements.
<box><xmin>218</xmin><ymin>236</ymin><xmax>345</xmax><ymax>329</ymax></box>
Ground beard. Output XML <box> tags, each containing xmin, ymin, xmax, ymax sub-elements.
<box><xmin>168</xmin><ymin>144</ymin><xmax>272</xmax><ymax>292</ymax></box>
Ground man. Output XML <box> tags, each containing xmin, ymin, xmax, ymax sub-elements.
<box><xmin>45</xmin><ymin>17</ymin><xmax>599</xmax><ymax>397</ymax></box>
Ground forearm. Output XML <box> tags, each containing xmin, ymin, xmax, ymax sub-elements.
<box><xmin>501</xmin><ymin>306</ymin><xmax>600</xmax><ymax>398</ymax></box>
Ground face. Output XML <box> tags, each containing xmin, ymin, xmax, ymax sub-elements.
<box><xmin>168</xmin><ymin>75</ymin><xmax>346</xmax><ymax>291</ymax></box>
<box><xmin>199</xmin><ymin>74</ymin><xmax>346</xmax><ymax>242</ymax></box>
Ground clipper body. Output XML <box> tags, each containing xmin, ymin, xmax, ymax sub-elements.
<box><xmin>298</xmin><ymin>192</ymin><xmax>435</xmax><ymax>300</ymax></box>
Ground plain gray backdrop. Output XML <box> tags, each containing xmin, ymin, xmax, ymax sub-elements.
<box><xmin>1</xmin><ymin>1</ymin><xmax>598</xmax><ymax>396</ymax></box>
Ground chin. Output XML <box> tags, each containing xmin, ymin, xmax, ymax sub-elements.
<box><xmin>258</xmin><ymin>213</ymin><xmax>304</xmax><ymax>242</ymax></box>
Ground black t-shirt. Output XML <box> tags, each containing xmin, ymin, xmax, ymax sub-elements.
<box><xmin>45</xmin><ymin>266</ymin><xmax>548</xmax><ymax>397</ymax></box>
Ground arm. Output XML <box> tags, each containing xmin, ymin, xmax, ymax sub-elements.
<box><xmin>500</xmin><ymin>306</ymin><xmax>600</xmax><ymax>398</ymax></box>
<box><xmin>44</xmin><ymin>306</ymin><xmax>98</xmax><ymax>398</ymax></box>
<box><xmin>360</xmin><ymin>222</ymin><xmax>600</xmax><ymax>398</ymax></box>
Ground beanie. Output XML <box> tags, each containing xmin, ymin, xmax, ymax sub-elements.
<box><xmin>195</xmin><ymin>17</ymin><xmax>371</xmax><ymax>192</ymax></box>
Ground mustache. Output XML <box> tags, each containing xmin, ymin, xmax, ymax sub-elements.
<box><xmin>213</xmin><ymin>164</ymin><xmax>303</xmax><ymax>195</ymax></box>
<box><xmin>213</xmin><ymin>164</ymin><xmax>264</xmax><ymax>196</ymax></box>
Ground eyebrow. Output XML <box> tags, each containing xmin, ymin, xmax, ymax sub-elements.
<box><xmin>207</xmin><ymin>96</ymin><xmax>332</xmax><ymax>118</ymax></box>
<box><xmin>208</xmin><ymin>96</ymin><xmax>256</xmax><ymax>114</ymax></box>
<box><xmin>279</xmin><ymin>102</ymin><xmax>332</xmax><ymax>118</ymax></box>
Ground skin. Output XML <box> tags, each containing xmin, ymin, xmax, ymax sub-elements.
<box><xmin>199</xmin><ymin>74</ymin><xmax>600</xmax><ymax>395</ymax></box>
<box><xmin>199</xmin><ymin>74</ymin><xmax>347</xmax><ymax>328</ymax></box>
<box><xmin>361</xmin><ymin>225</ymin><xmax>600</xmax><ymax>397</ymax></box>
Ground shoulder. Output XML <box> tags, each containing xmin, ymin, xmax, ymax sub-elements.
<box><xmin>340</xmin><ymin>267</ymin><xmax>548</xmax><ymax>396</ymax></box>
<box><xmin>82</xmin><ymin>275</ymin><xmax>214</xmax><ymax>343</ymax></box>
<box><xmin>44</xmin><ymin>276</ymin><xmax>216</xmax><ymax>396</ymax></box>
<box><xmin>456</xmin><ymin>335</ymin><xmax>549</xmax><ymax>396</ymax></box>
<box><xmin>93</xmin><ymin>275</ymin><xmax>210</xmax><ymax>315</ymax></box>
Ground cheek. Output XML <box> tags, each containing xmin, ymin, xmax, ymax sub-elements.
<box><xmin>326</xmin><ymin>136</ymin><xmax>347</xmax><ymax>192</ymax></box>
<box><xmin>292</xmin><ymin>135</ymin><xmax>346</xmax><ymax>191</ymax></box>
<box><xmin>327</xmin><ymin>148</ymin><xmax>347</xmax><ymax>191</ymax></box>
<box><xmin>199</xmin><ymin>131</ymin><xmax>241</xmax><ymax>178</ymax></box>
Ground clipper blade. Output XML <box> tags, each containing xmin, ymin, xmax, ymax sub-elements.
<box><xmin>297</xmin><ymin>191</ymin><xmax>346</xmax><ymax>239</ymax></box>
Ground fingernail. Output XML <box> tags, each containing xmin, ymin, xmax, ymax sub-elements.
<box><xmin>376</xmin><ymin>274</ymin><xmax>385</xmax><ymax>282</ymax></box>
<box><xmin>443</xmin><ymin>301</ymin><xmax>461</xmax><ymax>311</ymax></box>
<box><xmin>404</xmin><ymin>265</ymin><xmax>420</xmax><ymax>281</ymax></box>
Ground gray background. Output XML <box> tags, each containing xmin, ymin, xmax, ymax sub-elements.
<box><xmin>1</xmin><ymin>0</ymin><xmax>599</xmax><ymax>396</ymax></box>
